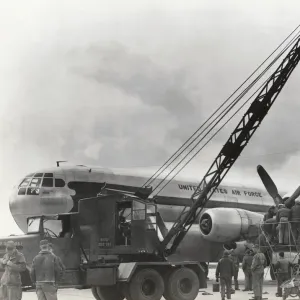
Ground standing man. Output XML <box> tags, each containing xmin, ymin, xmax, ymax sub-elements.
<box><xmin>229</xmin><ymin>250</ymin><xmax>240</xmax><ymax>290</ymax></box>
<box><xmin>242</xmin><ymin>250</ymin><xmax>253</xmax><ymax>291</ymax></box>
<box><xmin>30</xmin><ymin>240</ymin><xmax>64</xmax><ymax>300</ymax></box>
<box><xmin>216</xmin><ymin>251</ymin><xmax>235</xmax><ymax>300</ymax></box>
<box><xmin>251</xmin><ymin>244</ymin><xmax>267</xmax><ymax>300</ymax></box>
<box><xmin>274</xmin><ymin>252</ymin><xmax>292</xmax><ymax>297</ymax></box>
<box><xmin>276</xmin><ymin>204</ymin><xmax>291</xmax><ymax>245</ymax></box>
<box><xmin>0</xmin><ymin>241</ymin><xmax>26</xmax><ymax>300</ymax></box>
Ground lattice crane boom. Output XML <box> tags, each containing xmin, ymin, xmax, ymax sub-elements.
<box><xmin>160</xmin><ymin>37</ymin><xmax>300</xmax><ymax>256</ymax></box>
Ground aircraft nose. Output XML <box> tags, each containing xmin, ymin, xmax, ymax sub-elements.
<box><xmin>9</xmin><ymin>186</ymin><xmax>73</xmax><ymax>232</ymax></box>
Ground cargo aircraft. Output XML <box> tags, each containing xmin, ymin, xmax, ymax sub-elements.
<box><xmin>8</xmin><ymin>164</ymin><xmax>277</xmax><ymax>265</ymax></box>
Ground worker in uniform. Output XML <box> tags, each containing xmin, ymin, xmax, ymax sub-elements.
<box><xmin>263</xmin><ymin>206</ymin><xmax>276</xmax><ymax>221</ymax></box>
<box><xmin>216</xmin><ymin>251</ymin><xmax>235</xmax><ymax>300</ymax></box>
<box><xmin>0</xmin><ymin>241</ymin><xmax>26</xmax><ymax>300</ymax></box>
<box><xmin>290</xmin><ymin>198</ymin><xmax>300</xmax><ymax>244</ymax></box>
<box><xmin>274</xmin><ymin>251</ymin><xmax>292</xmax><ymax>297</ymax></box>
<box><xmin>251</xmin><ymin>244</ymin><xmax>267</xmax><ymax>300</ymax></box>
<box><xmin>276</xmin><ymin>204</ymin><xmax>291</xmax><ymax>245</ymax></box>
<box><xmin>229</xmin><ymin>250</ymin><xmax>240</xmax><ymax>290</ymax></box>
<box><xmin>30</xmin><ymin>240</ymin><xmax>64</xmax><ymax>300</ymax></box>
<box><xmin>242</xmin><ymin>249</ymin><xmax>253</xmax><ymax>291</ymax></box>
<box><xmin>262</xmin><ymin>206</ymin><xmax>277</xmax><ymax>242</ymax></box>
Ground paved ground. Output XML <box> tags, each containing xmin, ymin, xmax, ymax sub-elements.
<box><xmin>21</xmin><ymin>268</ymin><xmax>281</xmax><ymax>300</ymax></box>
<box><xmin>21</xmin><ymin>284</ymin><xmax>279</xmax><ymax>300</ymax></box>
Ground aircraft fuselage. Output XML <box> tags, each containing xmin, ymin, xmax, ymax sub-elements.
<box><xmin>8</xmin><ymin>166</ymin><xmax>274</xmax><ymax>262</ymax></box>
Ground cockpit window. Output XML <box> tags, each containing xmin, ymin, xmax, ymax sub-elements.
<box><xmin>29</xmin><ymin>178</ymin><xmax>42</xmax><ymax>188</ymax></box>
<box><xmin>17</xmin><ymin>172</ymin><xmax>65</xmax><ymax>195</ymax></box>
<box><xmin>18</xmin><ymin>188</ymin><xmax>26</xmax><ymax>195</ymax></box>
<box><xmin>25</xmin><ymin>173</ymin><xmax>34</xmax><ymax>177</ymax></box>
<box><xmin>19</xmin><ymin>178</ymin><xmax>31</xmax><ymax>188</ymax></box>
<box><xmin>44</xmin><ymin>173</ymin><xmax>53</xmax><ymax>177</ymax></box>
<box><xmin>34</xmin><ymin>173</ymin><xmax>43</xmax><ymax>177</ymax></box>
<box><xmin>55</xmin><ymin>179</ymin><xmax>65</xmax><ymax>187</ymax></box>
<box><xmin>27</xmin><ymin>187</ymin><xmax>40</xmax><ymax>195</ymax></box>
<box><xmin>42</xmin><ymin>178</ymin><xmax>53</xmax><ymax>187</ymax></box>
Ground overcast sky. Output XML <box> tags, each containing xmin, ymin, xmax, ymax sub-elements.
<box><xmin>0</xmin><ymin>0</ymin><xmax>300</xmax><ymax>235</ymax></box>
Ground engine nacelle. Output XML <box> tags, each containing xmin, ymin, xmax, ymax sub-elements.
<box><xmin>199</xmin><ymin>208</ymin><xmax>263</xmax><ymax>243</ymax></box>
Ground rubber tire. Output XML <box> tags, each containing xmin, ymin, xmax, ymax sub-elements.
<box><xmin>128</xmin><ymin>268</ymin><xmax>164</xmax><ymax>300</ymax></box>
<box><xmin>164</xmin><ymin>268</ymin><xmax>199</xmax><ymax>300</ymax></box>
<box><xmin>91</xmin><ymin>287</ymin><xmax>101</xmax><ymax>300</ymax></box>
<box><xmin>97</xmin><ymin>286</ymin><xmax>124</xmax><ymax>300</ymax></box>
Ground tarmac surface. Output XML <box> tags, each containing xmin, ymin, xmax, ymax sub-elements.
<box><xmin>20</xmin><ymin>268</ymin><xmax>282</xmax><ymax>300</ymax></box>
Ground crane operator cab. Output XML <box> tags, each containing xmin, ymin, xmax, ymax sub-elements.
<box><xmin>26</xmin><ymin>192</ymin><xmax>168</xmax><ymax>267</ymax></box>
<box><xmin>76</xmin><ymin>192</ymin><xmax>166</xmax><ymax>262</ymax></box>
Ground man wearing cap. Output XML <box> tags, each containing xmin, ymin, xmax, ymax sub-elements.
<box><xmin>0</xmin><ymin>240</ymin><xmax>26</xmax><ymax>300</ymax></box>
<box><xmin>274</xmin><ymin>252</ymin><xmax>292</xmax><ymax>297</ymax></box>
<box><xmin>251</xmin><ymin>244</ymin><xmax>267</xmax><ymax>300</ymax></box>
<box><xmin>276</xmin><ymin>204</ymin><xmax>291</xmax><ymax>245</ymax></box>
<box><xmin>290</xmin><ymin>198</ymin><xmax>300</xmax><ymax>244</ymax></box>
<box><xmin>216</xmin><ymin>251</ymin><xmax>235</xmax><ymax>300</ymax></box>
<box><xmin>242</xmin><ymin>249</ymin><xmax>253</xmax><ymax>291</ymax></box>
<box><xmin>30</xmin><ymin>240</ymin><xmax>64</xmax><ymax>300</ymax></box>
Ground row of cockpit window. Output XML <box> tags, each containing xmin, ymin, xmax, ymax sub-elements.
<box><xmin>18</xmin><ymin>173</ymin><xmax>66</xmax><ymax>196</ymax></box>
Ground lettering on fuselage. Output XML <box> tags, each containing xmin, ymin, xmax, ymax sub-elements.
<box><xmin>0</xmin><ymin>241</ymin><xmax>23</xmax><ymax>246</ymax></box>
<box><xmin>0</xmin><ymin>241</ymin><xmax>23</xmax><ymax>252</ymax></box>
<box><xmin>178</xmin><ymin>185</ymin><xmax>262</xmax><ymax>198</ymax></box>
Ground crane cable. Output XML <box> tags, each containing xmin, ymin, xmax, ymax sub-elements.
<box><xmin>151</xmin><ymin>32</ymin><xmax>300</xmax><ymax>197</ymax></box>
<box><xmin>142</xmin><ymin>25</ymin><xmax>300</xmax><ymax>191</ymax></box>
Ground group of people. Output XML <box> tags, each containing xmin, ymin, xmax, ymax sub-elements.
<box><xmin>0</xmin><ymin>239</ymin><xmax>65</xmax><ymax>300</ymax></box>
<box><xmin>216</xmin><ymin>245</ymin><xmax>293</xmax><ymax>299</ymax></box>
<box><xmin>263</xmin><ymin>198</ymin><xmax>300</xmax><ymax>245</ymax></box>
<box><xmin>216</xmin><ymin>244</ymin><xmax>266</xmax><ymax>300</ymax></box>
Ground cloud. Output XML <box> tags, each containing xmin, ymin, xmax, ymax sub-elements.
<box><xmin>1</xmin><ymin>0</ymin><xmax>300</xmax><ymax>235</ymax></box>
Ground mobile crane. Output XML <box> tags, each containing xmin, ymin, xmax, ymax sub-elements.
<box><xmin>2</xmin><ymin>34</ymin><xmax>300</xmax><ymax>300</ymax></box>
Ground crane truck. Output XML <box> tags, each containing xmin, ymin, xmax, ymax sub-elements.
<box><xmin>0</xmin><ymin>34</ymin><xmax>299</xmax><ymax>300</ymax></box>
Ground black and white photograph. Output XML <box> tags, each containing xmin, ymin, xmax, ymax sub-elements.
<box><xmin>0</xmin><ymin>1</ymin><xmax>300</xmax><ymax>299</ymax></box>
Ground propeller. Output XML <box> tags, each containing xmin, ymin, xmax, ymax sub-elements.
<box><xmin>257</xmin><ymin>164</ymin><xmax>300</xmax><ymax>208</ymax></box>
<box><xmin>257</xmin><ymin>165</ymin><xmax>283</xmax><ymax>206</ymax></box>
<box><xmin>285</xmin><ymin>186</ymin><xmax>300</xmax><ymax>208</ymax></box>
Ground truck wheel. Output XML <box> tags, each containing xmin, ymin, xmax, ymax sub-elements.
<box><xmin>164</xmin><ymin>267</ymin><xmax>199</xmax><ymax>300</ymax></box>
<box><xmin>97</xmin><ymin>286</ymin><xmax>124</xmax><ymax>300</ymax></box>
<box><xmin>91</xmin><ymin>287</ymin><xmax>101</xmax><ymax>300</ymax></box>
<box><xmin>129</xmin><ymin>268</ymin><xmax>164</xmax><ymax>300</ymax></box>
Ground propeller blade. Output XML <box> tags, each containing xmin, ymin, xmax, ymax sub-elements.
<box><xmin>257</xmin><ymin>165</ymin><xmax>282</xmax><ymax>206</ymax></box>
<box><xmin>285</xmin><ymin>186</ymin><xmax>300</xmax><ymax>208</ymax></box>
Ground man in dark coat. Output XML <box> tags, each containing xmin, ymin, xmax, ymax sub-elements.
<box><xmin>276</xmin><ymin>204</ymin><xmax>291</xmax><ymax>245</ymax></box>
<box><xmin>242</xmin><ymin>250</ymin><xmax>253</xmax><ymax>291</ymax></box>
<box><xmin>30</xmin><ymin>240</ymin><xmax>64</xmax><ymax>300</ymax></box>
<box><xmin>0</xmin><ymin>241</ymin><xmax>26</xmax><ymax>300</ymax></box>
<box><xmin>251</xmin><ymin>244</ymin><xmax>267</xmax><ymax>300</ymax></box>
<box><xmin>274</xmin><ymin>252</ymin><xmax>292</xmax><ymax>297</ymax></box>
<box><xmin>216</xmin><ymin>251</ymin><xmax>235</xmax><ymax>300</ymax></box>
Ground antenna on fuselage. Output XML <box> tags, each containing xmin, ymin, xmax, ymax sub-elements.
<box><xmin>56</xmin><ymin>161</ymin><xmax>67</xmax><ymax>167</ymax></box>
